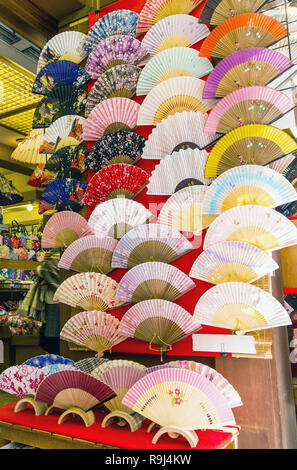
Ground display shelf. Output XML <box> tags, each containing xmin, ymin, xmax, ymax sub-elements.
<box><xmin>0</xmin><ymin>260</ymin><xmax>41</xmax><ymax>270</ymax></box>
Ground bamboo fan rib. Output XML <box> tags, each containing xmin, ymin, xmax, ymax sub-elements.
<box><xmin>199</xmin><ymin>0</ymin><xmax>270</xmax><ymax>25</ymax></box>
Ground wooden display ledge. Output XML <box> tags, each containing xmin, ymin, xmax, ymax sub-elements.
<box><xmin>0</xmin><ymin>403</ymin><xmax>239</xmax><ymax>450</ymax></box>
<box><xmin>0</xmin><ymin>259</ymin><xmax>42</xmax><ymax>270</ymax></box>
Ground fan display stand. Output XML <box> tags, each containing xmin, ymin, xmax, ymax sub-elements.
<box><xmin>151</xmin><ymin>426</ymin><xmax>199</xmax><ymax>448</ymax></box>
<box><xmin>58</xmin><ymin>407</ymin><xmax>96</xmax><ymax>428</ymax></box>
<box><xmin>14</xmin><ymin>397</ymin><xmax>47</xmax><ymax>417</ymax></box>
<box><xmin>101</xmin><ymin>411</ymin><xmax>144</xmax><ymax>432</ymax></box>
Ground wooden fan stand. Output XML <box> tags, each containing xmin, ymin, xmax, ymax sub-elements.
<box><xmin>45</xmin><ymin>405</ymin><xmax>95</xmax><ymax>427</ymax></box>
<box><xmin>147</xmin><ymin>422</ymin><xmax>198</xmax><ymax>448</ymax></box>
<box><xmin>14</xmin><ymin>397</ymin><xmax>47</xmax><ymax>417</ymax></box>
<box><xmin>101</xmin><ymin>411</ymin><xmax>144</xmax><ymax>432</ymax></box>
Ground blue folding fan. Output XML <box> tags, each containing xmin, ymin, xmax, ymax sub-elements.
<box><xmin>39</xmin><ymin>178</ymin><xmax>87</xmax><ymax>214</ymax></box>
<box><xmin>32</xmin><ymin>61</ymin><xmax>91</xmax><ymax>95</ymax></box>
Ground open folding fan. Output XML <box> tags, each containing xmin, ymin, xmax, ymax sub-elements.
<box><xmin>203</xmin><ymin>204</ymin><xmax>297</xmax><ymax>252</ymax></box>
<box><xmin>204</xmin><ymin>86</ymin><xmax>295</xmax><ymax>134</ymax></box>
<box><xmin>33</xmin><ymin>61</ymin><xmax>91</xmax><ymax>96</ymax></box>
<box><xmin>202</xmin><ymin>47</ymin><xmax>293</xmax><ymax>99</ymax></box>
<box><xmin>116</xmin><ymin>262</ymin><xmax>195</xmax><ymax>304</ymax></box>
<box><xmin>88</xmin><ymin>199</ymin><xmax>153</xmax><ymax>240</ymax></box>
<box><xmin>39</xmin><ymin>178</ymin><xmax>86</xmax><ymax>214</ymax></box>
<box><xmin>85</xmin><ymin>131</ymin><xmax>146</xmax><ymax>170</ymax></box>
<box><xmin>0</xmin><ymin>365</ymin><xmax>46</xmax><ymax>398</ymax></box>
<box><xmin>204</xmin><ymin>124</ymin><xmax>297</xmax><ymax>177</ymax></box>
<box><xmin>199</xmin><ymin>13</ymin><xmax>288</xmax><ymax>59</ymax></box>
<box><xmin>44</xmin><ymin>144</ymin><xmax>87</xmax><ymax>180</ymax></box>
<box><xmin>85</xmin><ymin>35</ymin><xmax>149</xmax><ymax>80</ymax></box>
<box><xmin>136</xmin><ymin>0</ymin><xmax>204</xmax><ymax>33</ymax></box>
<box><xmin>58</xmin><ymin>235</ymin><xmax>118</xmax><ymax>274</ymax></box>
<box><xmin>118</xmin><ymin>299</ymin><xmax>201</xmax><ymax>353</ymax></box>
<box><xmin>269</xmin><ymin>32</ymin><xmax>297</xmax><ymax>63</ymax></box>
<box><xmin>11</xmin><ymin>129</ymin><xmax>46</xmax><ymax>164</ymax></box>
<box><xmin>199</xmin><ymin>0</ymin><xmax>269</xmax><ymax>25</ymax></box>
<box><xmin>32</xmin><ymin>85</ymin><xmax>87</xmax><ymax>129</ymax></box>
<box><xmin>194</xmin><ymin>281</ymin><xmax>291</xmax><ymax>333</ymax></box>
<box><xmin>53</xmin><ymin>272</ymin><xmax>123</xmax><ymax>311</ymax></box>
<box><xmin>202</xmin><ymin>165</ymin><xmax>297</xmax><ymax>215</ymax></box>
<box><xmin>83</xmin><ymin>164</ymin><xmax>149</xmax><ymax>207</ymax></box>
<box><xmin>269</xmin><ymin>154</ymin><xmax>296</xmax><ymax>174</ymax></box>
<box><xmin>41</xmin><ymin>211</ymin><xmax>93</xmax><ymax>249</ymax></box>
<box><xmin>37</xmin><ymin>31</ymin><xmax>87</xmax><ymax>74</ymax></box>
<box><xmin>75</xmin><ymin>357</ymin><xmax>108</xmax><ymax>375</ymax></box>
<box><xmin>137</xmin><ymin>76</ymin><xmax>216</xmax><ymax>126</ymax></box>
<box><xmin>141</xmin><ymin>14</ymin><xmax>210</xmax><ymax>56</ymax></box>
<box><xmin>39</xmin><ymin>115</ymin><xmax>85</xmax><ymax>154</ymax></box>
<box><xmin>60</xmin><ymin>311</ymin><xmax>126</xmax><ymax>355</ymax></box>
<box><xmin>147</xmin><ymin>148</ymin><xmax>213</xmax><ymax>196</ymax></box>
<box><xmin>85</xmin><ymin>65</ymin><xmax>141</xmax><ymax>117</ymax></box>
<box><xmin>189</xmin><ymin>240</ymin><xmax>278</xmax><ymax>284</ymax></box>
<box><xmin>28</xmin><ymin>164</ymin><xmax>55</xmax><ymax>188</ymax></box>
<box><xmin>111</xmin><ymin>223</ymin><xmax>193</xmax><ymax>269</ymax></box>
<box><xmin>136</xmin><ymin>48</ymin><xmax>213</xmax><ymax>96</ymax></box>
<box><xmin>0</xmin><ymin>174</ymin><xmax>23</xmax><ymax>206</ymax></box>
<box><xmin>142</xmin><ymin>111</ymin><xmax>219</xmax><ymax>159</ymax></box>
<box><xmin>24</xmin><ymin>354</ymin><xmax>74</xmax><ymax>368</ymax></box>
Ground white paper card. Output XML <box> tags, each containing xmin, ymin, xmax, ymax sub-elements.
<box><xmin>192</xmin><ymin>334</ymin><xmax>257</xmax><ymax>354</ymax></box>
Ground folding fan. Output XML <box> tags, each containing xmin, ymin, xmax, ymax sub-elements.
<box><xmin>53</xmin><ymin>272</ymin><xmax>123</xmax><ymax>311</ymax></box>
<box><xmin>269</xmin><ymin>33</ymin><xmax>297</xmax><ymax>63</ymax></box>
<box><xmin>158</xmin><ymin>186</ymin><xmax>208</xmax><ymax>234</ymax></box>
<box><xmin>75</xmin><ymin>357</ymin><xmax>108</xmax><ymax>375</ymax></box>
<box><xmin>118</xmin><ymin>299</ymin><xmax>201</xmax><ymax>353</ymax></box>
<box><xmin>0</xmin><ymin>175</ymin><xmax>23</xmax><ymax>206</ymax></box>
<box><xmin>35</xmin><ymin>370</ymin><xmax>115</xmax><ymax>411</ymax></box>
<box><xmin>91</xmin><ymin>360</ymin><xmax>147</xmax><ymax>414</ymax></box>
<box><xmin>115</xmin><ymin>262</ymin><xmax>196</xmax><ymax>304</ymax></box>
<box><xmin>32</xmin><ymin>85</ymin><xmax>87</xmax><ymax>129</ymax></box>
<box><xmin>44</xmin><ymin>144</ymin><xmax>87</xmax><ymax>180</ymax></box>
<box><xmin>136</xmin><ymin>48</ymin><xmax>213</xmax><ymax>96</ymax></box>
<box><xmin>41</xmin><ymin>364</ymin><xmax>77</xmax><ymax>376</ymax></box>
<box><xmin>58</xmin><ymin>235</ymin><xmax>118</xmax><ymax>274</ymax></box>
<box><xmin>204</xmin><ymin>86</ymin><xmax>295</xmax><ymax>134</ymax></box>
<box><xmin>137</xmin><ymin>76</ymin><xmax>217</xmax><ymax>126</ymax></box>
<box><xmin>194</xmin><ymin>281</ymin><xmax>291</xmax><ymax>333</ymax></box>
<box><xmin>24</xmin><ymin>354</ymin><xmax>75</xmax><ymax>368</ymax></box>
<box><xmin>28</xmin><ymin>164</ymin><xmax>55</xmax><ymax>188</ymax></box>
<box><xmin>189</xmin><ymin>241</ymin><xmax>278</xmax><ymax>284</ymax></box>
<box><xmin>262</xmin><ymin>5</ymin><xmax>297</xmax><ymax>25</ymax></box>
<box><xmin>41</xmin><ymin>211</ymin><xmax>93</xmax><ymax>249</ymax></box>
<box><xmin>82</xmin><ymin>9</ymin><xmax>139</xmax><ymax>55</ymax></box>
<box><xmin>60</xmin><ymin>311</ymin><xmax>126</xmax><ymax>354</ymax></box>
<box><xmin>199</xmin><ymin>13</ymin><xmax>288</xmax><ymax>59</ymax></box>
<box><xmin>37</xmin><ymin>31</ymin><xmax>87</xmax><ymax>74</ymax></box>
<box><xmin>82</xmin><ymin>98</ymin><xmax>140</xmax><ymax>142</ymax></box>
<box><xmin>202</xmin><ymin>165</ymin><xmax>297</xmax><ymax>215</ymax></box>
<box><xmin>85</xmin><ymin>65</ymin><xmax>141</xmax><ymax>117</ymax></box>
<box><xmin>147</xmin><ymin>148</ymin><xmax>213</xmax><ymax>196</ymax></box>
<box><xmin>204</xmin><ymin>124</ymin><xmax>297</xmax><ymax>177</ymax></box>
<box><xmin>203</xmin><ymin>48</ymin><xmax>293</xmax><ymax>99</ymax></box>
<box><xmin>203</xmin><ymin>204</ymin><xmax>297</xmax><ymax>252</ymax></box>
<box><xmin>199</xmin><ymin>0</ymin><xmax>269</xmax><ymax>25</ymax></box>
<box><xmin>32</xmin><ymin>61</ymin><xmax>91</xmax><ymax>96</ymax></box>
<box><xmin>269</xmin><ymin>154</ymin><xmax>296</xmax><ymax>174</ymax></box>
<box><xmin>136</xmin><ymin>0</ymin><xmax>204</xmax><ymax>33</ymax></box>
<box><xmin>0</xmin><ymin>365</ymin><xmax>46</xmax><ymax>398</ymax></box>
<box><xmin>85</xmin><ymin>131</ymin><xmax>146</xmax><ymax>170</ymax></box>
<box><xmin>141</xmin><ymin>14</ymin><xmax>210</xmax><ymax>56</ymax></box>
<box><xmin>39</xmin><ymin>115</ymin><xmax>85</xmax><ymax>154</ymax></box>
<box><xmin>11</xmin><ymin>129</ymin><xmax>47</xmax><ymax>164</ymax></box>
<box><xmin>83</xmin><ymin>164</ymin><xmax>149</xmax><ymax>207</ymax></box>
<box><xmin>111</xmin><ymin>223</ymin><xmax>193</xmax><ymax>269</ymax></box>
<box><xmin>88</xmin><ymin>199</ymin><xmax>153</xmax><ymax>240</ymax></box>
<box><xmin>39</xmin><ymin>178</ymin><xmax>86</xmax><ymax>214</ymax></box>
<box><xmin>85</xmin><ymin>35</ymin><xmax>150</xmax><ymax>80</ymax></box>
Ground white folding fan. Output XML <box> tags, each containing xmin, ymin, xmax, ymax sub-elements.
<box><xmin>194</xmin><ymin>281</ymin><xmax>292</xmax><ymax>333</ymax></box>
<box><xmin>142</xmin><ymin>110</ymin><xmax>220</xmax><ymax>159</ymax></box>
<box><xmin>137</xmin><ymin>76</ymin><xmax>217</xmax><ymax>126</ymax></box>
<box><xmin>88</xmin><ymin>199</ymin><xmax>154</xmax><ymax>240</ymax></box>
<box><xmin>189</xmin><ymin>241</ymin><xmax>279</xmax><ymax>284</ymax></box>
<box><xmin>111</xmin><ymin>223</ymin><xmax>193</xmax><ymax>269</ymax></box>
<box><xmin>116</xmin><ymin>261</ymin><xmax>196</xmax><ymax>304</ymax></box>
<box><xmin>147</xmin><ymin>148</ymin><xmax>213</xmax><ymax>195</ymax></box>
<box><xmin>203</xmin><ymin>205</ymin><xmax>297</xmax><ymax>252</ymax></box>
<box><xmin>136</xmin><ymin>48</ymin><xmax>213</xmax><ymax>96</ymax></box>
<box><xmin>41</xmin><ymin>211</ymin><xmax>93</xmax><ymax>248</ymax></box>
<box><xmin>39</xmin><ymin>115</ymin><xmax>85</xmax><ymax>154</ymax></box>
<box><xmin>11</xmin><ymin>129</ymin><xmax>46</xmax><ymax>165</ymax></box>
<box><xmin>141</xmin><ymin>14</ymin><xmax>210</xmax><ymax>56</ymax></box>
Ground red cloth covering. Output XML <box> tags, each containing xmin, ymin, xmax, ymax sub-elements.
<box><xmin>0</xmin><ymin>402</ymin><xmax>238</xmax><ymax>449</ymax></box>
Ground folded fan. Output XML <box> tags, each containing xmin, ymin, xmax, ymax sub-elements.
<box><xmin>203</xmin><ymin>204</ymin><xmax>297</xmax><ymax>252</ymax></box>
<box><xmin>116</xmin><ymin>262</ymin><xmax>195</xmax><ymax>304</ymax></box>
<box><xmin>199</xmin><ymin>13</ymin><xmax>288</xmax><ymax>59</ymax></box>
<box><xmin>189</xmin><ymin>241</ymin><xmax>278</xmax><ymax>284</ymax></box>
<box><xmin>58</xmin><ymin>235</ymin><xmax>118</xmax><ymax>274</ymax></box>
<box><xmin>85</xmin><ymin>131</ymin><xmax>146</xmax><ymax>170</ymax></box>
<box><xmin>136</xmin><ymin>48</ymin><xmax>213</xmax><ymax>96</ymax></box>
<box><xmin>111</xmin><ymin>223</ymin><xmax>193</xmax><ymax>269</ymax></box>
<box><xmin>141</xmin><ymin>14</ymin><xmax>209</xmax><ymax>56</ymax></box>
<box><xmin>28</xmin><ymin>164</ymin><xmax>55</xmax><ymax>188</ymax></box>
<box><xmin>83</xmin><ymin>164</ymin><xmax>149</xmax><ymax>207</ymax></box>
<box><xmin>39</xmin><ymin>178</ymin><xmax>86</xmax><ymax>214</ymax></box>
<box><xmin>24</xmin><ymin>354</ymin><xmax>74</xmax><ymax>368</ymax></box>
<box><xmin>137</xmin><ymin>76</ymin><xmax>216</xmax><ymax>126</ymax></box>
<box><xmin>194</xmin><ymin>281</ymin><xmax>291</xmax><ymax>333</ymax></box>
<box><xmin>41</xmin><ymin>211</ymin><xmax>93</xmax><ymax>249</ymax></box>
<box><xmin>33</xmin><ymin>61</ymin><xmax>91</xmax><ymax>95</ymax></box>
<box><xmin>199</xmin><ymin>0</ymin><xmax>269</xmax><ymax>25</ymax></box>
<box><xmin>11</xmin><ymin>129</ymin><xmax>46</xmax><ymax>164</ymax></box>
<box><xmin>39</xmin><ymin>115</ymin><xmax>85</xmax><ymax>154</ymax></box>
<box><xmin>204</xmin><ymin>124</ymin><xmax>297</xmax><ymax>177</ymax></box>
<box><xmin>44</xmin><ymin>144</ymin><xmax>87</xmax><ymax>180</ymax></box>
<box><xmin>0</xmin><ymin>365</ymin><xmax>47</xmax><ymax>399</ymax></box>
<box><xmin>0</xmin><ymin>174</ymin><xmax>24</xmax><ymax>206</ymax></box>
<box><xmin>88</xmin><ymin>199</ymin><xmax>153</xmax><ymax>240</ymax></box>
